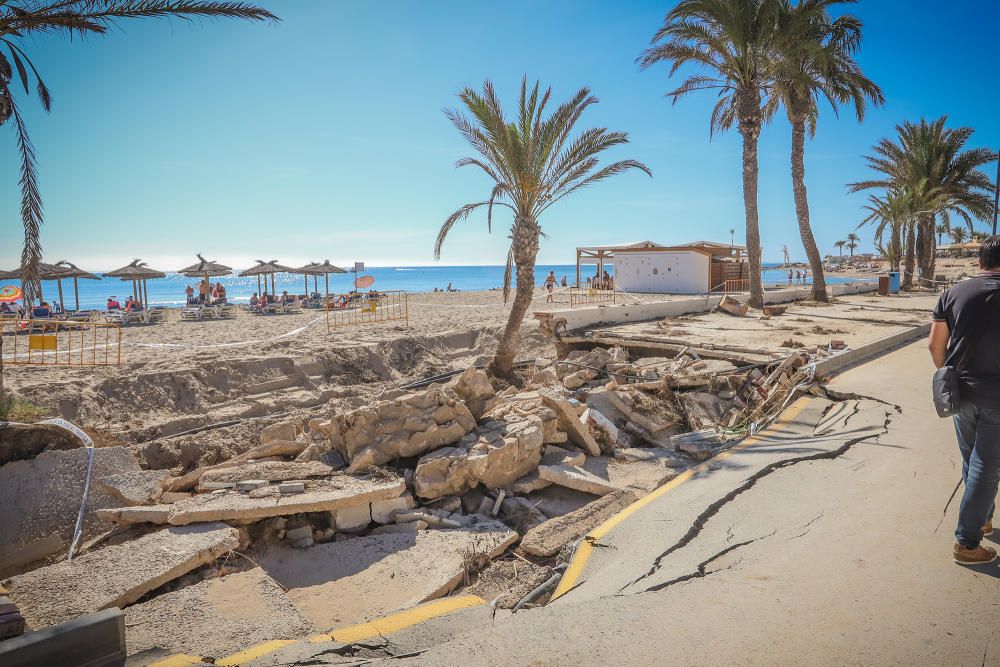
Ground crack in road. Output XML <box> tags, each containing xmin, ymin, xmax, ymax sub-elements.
<box><xmin>618</xmin><ymin>404</ymin><xmax>893</xmax><ymax>594</ymax></box>
<box><xmin>642</xmin><ymin>532</ymin><xmax>774</xmax><ymax>593</ymax></box>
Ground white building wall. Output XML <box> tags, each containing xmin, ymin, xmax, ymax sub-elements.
<box><xmin>614</xmin><ymin>251</ymin><xmax>709</xmax><ymax>294</ymax></box>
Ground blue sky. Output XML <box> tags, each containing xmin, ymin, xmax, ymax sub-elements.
<box><xmin>1</xmin><ymin>0</ymin><xmax>998</xmax><ymax>270</ymax></box>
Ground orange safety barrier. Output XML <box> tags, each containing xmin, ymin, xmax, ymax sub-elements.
<box><xmin>1</xmin><ymin>319</ymin><xmax>122</xmax><ymax>366</ymax></box>
<box><xmin>326</xmin><ymin>291</ymin><xmax>409</xmax><ymax>331</ymax></box>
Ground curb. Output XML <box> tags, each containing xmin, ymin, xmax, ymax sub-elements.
<box><xmin>148</xmin><ymin>595</ymin><xmax>485</xmax><ymax>667</ymax></box>
<box><xmin>813</xmin><ymin>323</ymin><xmax>930</xmax><ymax>377</ymax></box>
<box><xmin>550</xmin><ymin>397</ymin><xmax>813</xmax><ymax>600</ymax></box>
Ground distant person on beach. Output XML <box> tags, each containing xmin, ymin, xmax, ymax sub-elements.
<box><xmin>107</xmin><ymin>297</ymin><xmax>120</xmax><ymax>311</ymax></box>
<box><xmin>803</xmin><ymin>269</ymin><xmax>809</xmax><ymax>284</ymax></box>
<box><xmin>185</xmin><ymin>284</ymin><xmax>194</xmax><ymax>304</ymax></box>
<box><xmin>250</xmin><ymin>293</ymin><xmax>259</xmax><ymax>307</ymax></box>
<box><xmin>447</xmin><ymin>282</ymin><xmax>455</xmax><ymax>292</ymax></box>
<box><xmin>929</xmin><ymin>235</ymin><xmax>1000</xmax><ymax>566</ymax></box>
<box><xmin>561</xmin><ymin>275</ymin><xmax>567</xmax><ymax>287</ymax></box>
<box><xmin>280</xmin><ymin>290</ymin><xmax>289</xmax><ymax>306</ymax></box>
<box><xmin>216</xmin><ymin>283</ymin><xmax>227</xmax><ymax>303</ymax></box>
<box><xmin>198</xmin><ymin>280</ymin><xmax>208</xmax><ymax>304</ymax></box>
<box><xmin>545</xmin><ymin>271</ymin><xmax>556</xmax><ymax>303</ymax></box>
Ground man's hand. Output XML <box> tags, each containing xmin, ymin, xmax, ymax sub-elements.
<box><xmin>929</xmin><ymin>320</ymin><xmax>950</xmax><ymax>369</ymax></box>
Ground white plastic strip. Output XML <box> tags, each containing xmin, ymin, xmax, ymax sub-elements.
<box><xmin>38</xmin><ymin>418</ymin><xmax>95</xmax><ymax>560</ymax></box>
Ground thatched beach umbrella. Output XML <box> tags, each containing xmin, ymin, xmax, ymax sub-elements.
<box><xmin>1</xmin><ymin>262</ymin><xmax>73</xmax><ymax>306</ymax></box>
<box><xmin>239</xmin><ymin>260</ymin><xmax>294</xmax><ymax>297</ymax></box>
<box><xmin>103</xmin><ymin>259</ymin><xmax>167</xmax><ymax>310</ymax></box>
<box><xmin>178</xmin><ymin>254</ymin><xmax>232</xmax><ymax>305</ymax></box>
<box><xmin>55</xmin><ymin>261</ymin><xmax>100</xmax><ymax>312</ymax></box>
<box><xmin>292</xmin><ymin>260</ymin><xmax>346</xmax><ymax>301</ymax></box>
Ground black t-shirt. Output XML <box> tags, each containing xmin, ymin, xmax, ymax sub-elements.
<box><xmin>933</xmin><ymin>274</ymin><xmax>1000</xmax><ymax>407</ymax></box>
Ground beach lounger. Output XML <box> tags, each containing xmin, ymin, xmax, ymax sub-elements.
<box><xmin>179</xmin><ymin>306</ymin><xmax>205</xmax><ymax>321</ymax></box>
<box><xmin>146</xmin><ymin>307</ymin><xmax>168</xmax><ymax>323</ymax></box>
<box><xmin>217</xmin><ymin>304</ymin><xmax>237</xmax><ymax>319</ymax></box>
<box><xmin>283</xmin><ymin>301</ymin><xmax>302</xmax><ymax>314</ymax></box>
<box><xmin>66</xmin><ymin>310</ymin><xmax>97</xmax><ymax>323</ymax></box>
<box><xmin>262</xmin><ymin>302</ymin><xmax>283</xmax><ymax>315</ymax></box>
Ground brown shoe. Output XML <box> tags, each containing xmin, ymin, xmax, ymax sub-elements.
<box><xmin>954</xmin><ymin>542</ymin><xmax>997</xmax><ymax>566</ymax></box>
<box><xmin>985</xmin><ymin>521</ymin><xmax>994</xmax><ymax>537</ymax></box>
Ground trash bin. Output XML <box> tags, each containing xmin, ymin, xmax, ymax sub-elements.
<box><xmin>888</xmin><ymin>271</ymin><xmax>900</xmax><ymax>294</ymax></box>
<box><xmin>878</xmin><ymin>276</ymin><xmax>890</xmax><ymax>296</ymax></box>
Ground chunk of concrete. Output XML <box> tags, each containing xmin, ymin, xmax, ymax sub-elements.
<box><xmin>259</xmin><ymin>521</ymin><xmax>516</xmax><ymax>629</ymax></box>
<box><xmin>448</xmin><ymin>367</ymin><xmax>498</xmax><ymax>420</ymax></box>
<box><xmin>279</xmin><ymin>481</ymin><xmax>306</xmax><ymax>495</ymax></box>
<box><xmin>370</xmin><ymin>495</ymin><xmax>416</xmax><ymax>524</ymax></box>
<box><xmin>236</xmin><ymin>479</ymin><xmax>268</xmax><ymax>492</ymax></box>
<box><xmin>540</xmin><ymin>395</ymin><xmax>601</xmax><ymax>457</ymax></box>
<box><xmin>538</xmin><ymin>464</ymin><xmax>616</xmax><ymax>496</ymax></box>
<box><xmin>198</xmin><ymin>461</ymin><xmax>333</xmax><ymax>490</ymax></box>
<box><xmin>521</xmin><ymin>489</ymin><xmax>637</xmax><ymax>557</ymax></box>
<box><xmin>99</xmin><ymin>478</ymin><xmax>405</xmax><ymax>526</ymax></box>
<box><xmin>673</xmin><ymin>429</ymin><xmax>723</xmax><ymax>460</ymax></box>
<box><xmin>541</xmin><ymin>445</ymin><xmax>585</xmax><ymax>467</ymax></box>
<box><xmin>509</xmin><ymin>470</ymin><xmax>552</xmax><ymax>494</ymax></box>
<box><xmin>330</xmin><ymin>503</ymin><xmax>371</xmax><ymax>532</ymax></box>
<box><xmin>122</xmin><ymin>568</ymin><xmax>312</xmax><ymax>658</ymax></box>
<box><xmin>0</xmin><ymin>447</ymin><xmax>140</xmax><ymax>576</ymax></box>
<box><xmin>261</xmin><ymin>422</ymin><xmax>298</xmax><ymax>445</ymax></box>
<box><xmin>617</xmin><ymin>447</ymin><xmax>689</xmax><ymax>469</ymax></box>
<box><xmin>3</xmin><ymin>523</ymin><xmax>239</xmax><ymax>630</ymax></box>
<box><xmin>95</xmin><ymin>470</ymin><xmax>170</xmax><ymax>506</ymax></box>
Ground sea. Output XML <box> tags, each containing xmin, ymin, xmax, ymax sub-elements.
<box><xmin>17</xmin><ymin>264</ymin><xmax>875</xmax><ymax>310</ymax></box>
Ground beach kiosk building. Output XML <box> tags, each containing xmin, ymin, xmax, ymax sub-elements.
<box><xmin>575</xmin><ymin>240</ymin><xmax>748</xmax><ymax>294</ymax></box>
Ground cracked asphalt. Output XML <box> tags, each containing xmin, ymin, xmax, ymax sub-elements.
<box><xmin>374</xmin><ymin>341</ymin><xmax>1000</xmax><ymax>665</ymax></box>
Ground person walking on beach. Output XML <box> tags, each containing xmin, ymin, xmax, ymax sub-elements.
<box><xmin>544</xmin><ymin>271</ymin><xmax>556</xmax><ymax>303</ymax></box>
<box><xmin>929</xmin><ymin>236</ymin><xmax>1000</xmax><ymax>565</ymax></box>
<box><xmin>788</xmin><ymin>269</ymin><xmax>793</xmax><ymax>285</ymax></box>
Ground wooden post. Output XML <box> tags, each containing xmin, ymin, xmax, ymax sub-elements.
<box><xmin>73</xmin><ymin>277</ymin><xmax>80</xmax><ymax>312</ymax></box>
<box><xmin>575</xmin><ymin>249</ymin><xmax>581</xmax><ymax>288</ymax></box>
<box><xmin>56</xmin><ymin>278</ymin><xmax>65</xmax><ymax>313</ymax></box>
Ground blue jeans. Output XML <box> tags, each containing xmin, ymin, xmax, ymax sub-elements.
<box><xmin>952</xmin><ymin>403</ymin><xmax>1000</xmax><ymax>548</ymax></box>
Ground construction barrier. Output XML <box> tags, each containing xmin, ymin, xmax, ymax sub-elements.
<box><xmin>722</xmin><ymin>279</ymin><xmax>751</xmax><ymax>293</ymax></box>
<box><xmin>0</xmin><ymin>319</ymin><xmax>122</xmax><ymax>366</ymax></box>
<box><xmin>568</xmin><ymin>286</ymin><xmax>617</xmax><ymax>308</ymax></box>
<box><xmin>326</xmin><ymin>291</ymin><xmax>408</xmax><ymax>331</ymax></box>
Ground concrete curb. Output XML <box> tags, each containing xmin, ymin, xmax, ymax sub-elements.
<box><xmin>814</xmin><ymin>323</ymin><xmax>931</xmax><ymax>378</ymax></box>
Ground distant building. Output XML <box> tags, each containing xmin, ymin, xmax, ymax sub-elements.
<box><xmin>574</xmin><ymin>240</ymin><xmax>748</xmax><ymax>294</ymax></box>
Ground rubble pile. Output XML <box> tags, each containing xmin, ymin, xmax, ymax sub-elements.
<box><xmin>1</xmin><ymin>338</ymin><xmax>818</xmax><ymax>656</ymax></box>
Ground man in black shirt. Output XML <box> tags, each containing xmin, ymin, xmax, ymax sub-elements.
<box><xmin>930</xmin><ymin>236</ymin><xmax>1000</xmax><ymax>565</ymax></box>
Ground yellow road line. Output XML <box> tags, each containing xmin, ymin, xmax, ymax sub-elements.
<box><xmin>216</xmin><ymin>640</ymin><xmax>297</xmax><ymax>666</ymax></box>
<box><xmin>551</xmin><ymin>396</ymin><xmax>812</xmax><ymax>600</ymax></box>
<box><xmin>326</xmin><ymin>595</ymin><xmax>485</xmax><ymax>644</ymax></box>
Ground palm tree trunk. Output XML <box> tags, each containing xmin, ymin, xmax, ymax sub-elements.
<box><xmin>902</xmin><ymin>222</ymin><xmax>916</xmax><ymax>291</ymax></box>
<box><xmin>789</xmin><ymin>116</ymin><xmax>826</xmax><ymax>302</ymax></box>
<box><xmin>891</xmin><ymin>224</ymin><xmax>902</xmax><ymax>272</ymax></box>
<box><xmin>918</xmin><ymin>213</ymin><xmax>936</xmax><ymax>288</ymax></box>
<box><xmin>489</xmin><ymin>217</ymin><xmax>540</xmax><ymax>382</ymax></box>
<box><xmin>738</xmin><ymin>95</ymin><xmax>764</xmax><ymax>309</ymax></box>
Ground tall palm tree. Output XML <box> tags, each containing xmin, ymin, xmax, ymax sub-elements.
<box><xmin>859</xmin><ymin>190</ymin><xmax>914</xmax><ymax>275</ymax></box>
<box><xmin>845</xmin><ymin>231</ymin><xmax>860</xmax><ymax>256</ymax></box>
<box><xmin>834</xmin><ymin>239</ymin><xmax>846</xmax><ymax>256</ymax></box>
<box><xmin>639</xmin><ymin>0</ymin><xmax>783</xmax><ymax>308</ymax></box>
<box><xmin>936</xmin><ymin>221</ymin><xmax>950</xmax><ymax>245</ymax></box>
<box><xmin>849</xmin><ymin>117</ymin><xmax>997</xmax><ymax>287</ymax></box>
<box><xmin>950</xmin><ymin>227</ymin><xmax>967</xmax><ymax>245</ymax></box>
<box><xmin>771</xmin><ymin>0</ymin><xmax>882</xmax><ymax>302</ymax></box>
<box><xmin>436</xmin><ymin>79</ymin><xmax>650</xmax><ymax>381</ymax></box>
<box><xmin>0</xmin><ymin>1</ymin><xmax>277</xmax><ymax>308</ymax></box>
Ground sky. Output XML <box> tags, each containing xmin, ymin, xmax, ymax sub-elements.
<box><xmin>1</xmin><ymin>0</ymin><xmax>998</xmax><ymax>270</ymax></box>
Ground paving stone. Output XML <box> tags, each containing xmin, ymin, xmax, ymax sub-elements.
<box><xmin>259</xmin><ymin>520</ymin><xmax>516</xmax><ymax>630</ymax></box>
<box><xmin>279</xmin><ymin>482</ymin><xmax>306</xmax><ymax>495</ymax></box>
<box><xmin>236</xmin><ymin>479</ymin><xmax>269</xmax><ymax>492</ymax></box>
<box><xmin>3</xmin><ymin>523</ymin><xmax>239</xmax><ymax>630</ymax></box>
<box><xmin>123</xmin><ymin>568</ymin><xmax>312</xmax><ymax>657</ymax></box>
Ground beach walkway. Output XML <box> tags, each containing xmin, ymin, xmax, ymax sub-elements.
<box><xmin>343</xmin><ymin>340</ymin><xmax>1000</xmax><ymax>665</ymax></box>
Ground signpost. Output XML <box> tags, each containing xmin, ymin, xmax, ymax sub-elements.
<box><xmin>353</xmin><ymin>262</ymin><xmax>365</xmax><ymax>289</ymax></box>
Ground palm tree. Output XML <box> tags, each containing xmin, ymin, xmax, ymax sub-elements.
<box><xmin>950</xmin><ymin>227</ymin><xmax>967</xmax><ymax>245</ymax></box>
<box><xmin>0</xmin><ymin>1</ymin><xmax>277</xmax><ymax>308</ymax></box>
<box><xmin>859</xmin><ymin>190</ymin><xmax>914</xmax><ymax>275</ymax></box>
<box><xmin>770</xmin><ymin>0</ymin><xmax>882</xmax><ymax>303</ymax></box>
<box><xmin>936</xmin><ymin>222</ymin><xmax>950</xmax><ymax>245</ymax></box>
<box><xmin>849</xmin><ymin>117</ymin><xmax>997</xmax><ymax>288</ymax></box>
<box><xmin>639</xmin><ymin>0</ymin><xmax>782</xmax><ymax>308</ymax></box>
<box><xmin>435</xmin><ymin>79</ymin><xmax>651</xmax><ymax>381</ymax></box>
<box><xmin>834</xmin><ymin>239</ymin><xmax>846</xmax><ymax>256</ymax></box>
<box><xmin>845</xmin><ymin>232</ymin><xmax>860</xmax><ymax>256</ymax></box>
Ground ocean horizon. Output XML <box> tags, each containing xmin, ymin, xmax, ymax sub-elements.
<box><xmin>11</xmin><ymin>263</ymin><xmax>875</xmax><ymax>310</ymax></box>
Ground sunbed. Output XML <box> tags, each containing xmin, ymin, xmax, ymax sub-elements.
<box><xmin>217</xmin><ymin>304</ymin><xmax>237</xmax><ymax>319</ymax></box>
<box><xmin>146</xmin><ymin>307</ymin><xmax>168</xmax><ymax>323</ymax></box>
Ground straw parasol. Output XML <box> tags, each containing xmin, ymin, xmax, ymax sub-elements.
<box><xmin>239</xmin><ymin>260</ymin><xmax>294</xmax><ymax>297</ymax></box>
<box><xmin>54</xmin><ymin>260</ymin><xmax>100</xmax><ymax>312</ymax></box>
<box><xmin>0</xmin><ymin>262</ymin><xmax>75</xmax><ymax>306</ymax></box>
<box><xmin>103</xmin><ymin>259</ymin><xmax>167</xmax><ymax>310</ymax></box>
<box><xmin>178</xmin><ymin>254</ymin><xmax>232</xmax><ymax>304</ymax></box>
<box><xmin>292</xmin><ymin>260</ymin><xmax>347</xmax><ymax>300</ymax></box>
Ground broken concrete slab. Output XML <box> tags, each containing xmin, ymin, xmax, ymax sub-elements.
<box><xmin>123</xmin><ymin>568</ymin><xmax>312</xmax><ymax>658</ymax></box>
<box><xmin>0</xmin><ymin>446</ymin><xmax>141</xmax><ymax>576</ymax></box>
<box><xmin>582</xmin><ymin>457</ymin><xmax>678</xmax><ymax>495</ymax></box>
<box><xmin>259</xmin><ymin>521</ymin><xmax>516</xmax><ymax>629</ymax></box>
<box><xmin>330</xmin><ymin>503</ymin><xmax>371</xmax><ymax>532</ymax></box>
<box><xmin>521</xmin><ymin>489</ymin><xmax>637</xmax><ymax>557</ymax></box>
<box><xmin>617</xmin><ymin>447</ymin><xmax>689</xmax><ymax>469</ymax></box>
<box><xmin>371</xmin><ymin>495</ymin><xmax>417</xmax><ymax>524</ymax></box>
<box><xmin>413</xmin><ymin>416</ymin><xmax>544</xmax><ymax>499</ymax></box>
<box><xmin>197</xmin><ymin>461</ymin><xmax>333</xmax><ymax>490</ymax></box>
<box><xmin>96</xmin><ymin>470</ymin><xmax>170</xmax><ymax>506</ymax></box>
<box><xmin>672</xmin><ymin>429</ymin><xmax>723</xmax><ymax>460</ymax></box>
<box><xmin>509</xmin><ymin>470</ymin><xmax>552</xmax><ymax>494</ymax></box>
<box><xmin>540</xmin><ymin>395</ymin><xmax>601</xmax><ymax>456</ymax></box>
<box><xmin>538</xmin><ymin>464</ymin><xmax>616</xmax><ymax>496</ymax></box>
<box><xmin>448</xmin><ymin>367</ymin><xmax>498</xmax><ymax>420</ymax></box>
<box><xmin>99</xmin><ymin>478</ymin><xmax>405</xmax><ymax>526</ymax></box>
<box><xmin>3</xmin><ymin>523</ymin><xmax>239</xmax><ymax>630</ymax></box>
<box><xmin>526</xmin><ymin>486</ymin><xmax>601</xmax><ymax>518</ymax></box>
<box><xmin>541</xmin><ymin>445</ymin><xmax>585</xmax><ymax>467</ymax></box>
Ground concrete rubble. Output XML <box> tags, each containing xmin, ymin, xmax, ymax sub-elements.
<box><xmin>0</xmin><ymin>337</ymin><xmax>823</xmax><ymax>658</ymax></box>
